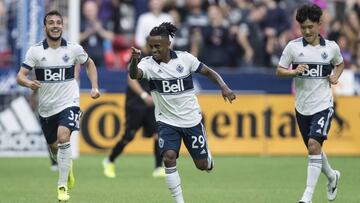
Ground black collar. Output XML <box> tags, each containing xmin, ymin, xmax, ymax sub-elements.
<box><xmin>153</xmin><ymin>50</ymin><xmax>178</xmax><ymax>64</ymax></box>
<box><xmin>43</xmin><ymin>38</ymin><xmax>67</xmax><ymax>49</ymax></box>
<box><xmin>302</xmin><ymin>35</ymin><xmax>326</xmax><ymax>47</ymax></box>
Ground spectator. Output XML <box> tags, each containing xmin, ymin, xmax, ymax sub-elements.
<box><xmin>134</xmin><ymin>0</ymin><xmax>173</xmax><ymax>51</ymax></box>
<box><xmin>327</xmin><ymin>19</ymin><xmax>343</xmax><ymax>42</ymax></box>
<box><xmin>199</xmin><ymin>5</ymin><xmax>231</xmax><ymax>68</ymax></box>
<box><xmin>350</xmin><ymin>41</ymin><xmax>360</xmax><ymax>72</ymax></box>
<box><xmin>342</xmin><ymin>10</ymin><xmax>360</xmax><ymax>55</ymax></box>
<box><xmin>0</xmin><ymin>0</ymin><xmax>10</xmax><ymax>68</ymax></box>
<box><xmin>168</xmin><ymin>8</ymin><xmax>201</xmax><ymax>56</ymax></box>
<box><xmin>184</xmin><ymin>0</ymin><xmax>208</xmax><ymax>28</ymax></box>
<box><xmin>80</xmin><ymin>0</ymin><xmax>114</xmax><ymax>68</ymax></box>
<box><xmin>235</xmin><ymin>2</ymin><xmax>268</xmax><ymax>67</ymax></box>
<box><xmin>261</xmin><ymin>0</ymin><xmax>291</xmax><ymax>67</ymax></box>
<box><xmin>336</xmin><ymin>34</ymin><xmax>352</xmax><ymax>68</ymax></box>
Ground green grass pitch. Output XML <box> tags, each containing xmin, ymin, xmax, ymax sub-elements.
<box><xmin>0</xmin><ymin>155</ymin><xmax>359</xmax><ymax>203</ymax></box>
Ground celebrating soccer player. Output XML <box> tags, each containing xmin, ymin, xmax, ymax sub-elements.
<box><xmin>129</xmin><ymin>22</ymin><xmax>236</xmax><ymax>203</ymax></box>
<box><xmin>16</xmin><ymin>10</ymin><xmax>100</xmax><ymax>202</ymax></box>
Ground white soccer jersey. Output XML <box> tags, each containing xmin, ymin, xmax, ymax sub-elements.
<box><xmin>278</xmin><ymin>37</ymin><xmax>343</xmax><ymax>115</ymax></box>
<box><xmin>138</xmin><ymin>50</ymin><xmax>203</xmax><ymax>127</ymax></box>
<box><xmin>22</xmin><ymin>39</ymin><xmax>88</xmax><ymax>117</ymax></box>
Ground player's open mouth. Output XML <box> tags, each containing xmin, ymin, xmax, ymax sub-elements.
<box><xmin>51</xmin><ymin>29</ymin><xmax>61</xmax><ymax>34</ymax></box>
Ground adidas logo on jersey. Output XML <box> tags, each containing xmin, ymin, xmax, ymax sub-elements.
<box><xmin>200</xmin><ymin>149</ymin><xmax>207</xmax><ymax>154</ymax></box>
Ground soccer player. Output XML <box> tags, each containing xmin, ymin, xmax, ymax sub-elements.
<box><xmin>102</xmin><ymin>75</ymin><xmax>165</xmax><ymax>178</ymax></box>
<box><xmin>276</xmin><ymin>4</ymin><xmax>344</xmax><ymax>203</ymax></box>
<box><xmin>129</xmin><ymin>22</ymin><xmax>236</xmax><ymax>203</ymax></box>
<box><xmin>16</xmin><ymin>10</ymin><xmax>100</xmax><ymax>202</ymax></box>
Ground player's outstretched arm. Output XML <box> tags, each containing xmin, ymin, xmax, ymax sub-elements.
<box><xmin>16</xmin><ymin>67</ymin><xmax>41</xmax><ymax>90</ymax></box>
<box><xmin>129</xmin><ymin>47</ymin><xmax>143</xmax><ymax>80</ymax></box>
<box><xmin>199</xmin><ymin>65</ymin><xmax>236</xmax><ymax>103</ymax></box>
<box><xmin>84</xmin><ymin>57</ymin><xmax>100</xmax><ymax>99</ymax></box>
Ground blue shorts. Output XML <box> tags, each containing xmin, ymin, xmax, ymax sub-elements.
<box><xmin>157</xmin><ymin>121</ymin><xmax>210</xmax><ymax>160</ymax></box>
<box><xmin>295</xmin><ymin>107</ymin><xmax>334</xmax><ymax>146</ymax></box>
<box><xmin>39</xmin><ymin>106</ymin><xmax>81</xmax><ymax>144</ymax></box>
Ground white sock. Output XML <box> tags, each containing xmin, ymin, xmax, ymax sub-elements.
<box><xmin>57</xmin><ymin>142</ymin><xmax>72</xmax><ymax>187</ymax></box>
<box><xmin>302</xmin><ymin>155</ymin><xmax>322</xmax><ymax>201</ymax></box>
<box><xmin>165</xmin><ymin>166</ymin><xmax>184</xmax><ymax>203</ymax></box>
<box><xmin>321</xmin><ymin>151</ymin><xmax>336</xmax><ymax>181</ymax></box>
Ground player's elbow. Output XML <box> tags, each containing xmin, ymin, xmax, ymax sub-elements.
<box><xmin>16</xmin><ymin>73</ymin><xmax>24</xmax><ymax>85</ymax></box>
<box><xmin>276</xmin><ymin>67</ymin><xmax>285</xmax><ymax>77</ymax></box>
<box><xmin>275</xmin><ymin>68</ymin><xmax>281</xmax><ymax>76</ymax></box>
<box><xmin>129</xmin><ymin>72</ymin><xmax>137</xmax><ymax>80</ymax></box>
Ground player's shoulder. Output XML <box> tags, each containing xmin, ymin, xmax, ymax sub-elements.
<box><xmin>324</xmin><ymin>38</ymin><xmax>339</xmax><ymax>48</ymax></box>
<box><xmin>29</xmin><ymin>40</ymin><xmax>45</xmax><ymax>50</ymax></box>
<box><xmin>174</xmin><ymin>50</ymin><xmax>189</xmax><ymax>56</ymax></box>
<box><xmin>140</xmin><ymin>55</ymin><xmax>153</xmax><ymax>63</ymax></box>
<box><xmin>26</xmin><ymin>40</ymin><xmax>44</xmax><ymax>56</ymax></box>
<box><xmin>65</xmin><ymin>41</ymin><xmax>83</xmax><ymax>49</ymax></box>
<box><xmin>175</xmin><ymin>50</ymin><xmax>197</xmax><ymax>60</ymax></box>
<box><xmin>287</xmin><ymin>37</ymin><xmax>303</xmax><ymax>47</ymax></box>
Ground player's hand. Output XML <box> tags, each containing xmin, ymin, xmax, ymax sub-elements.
<box><xmin>91</xmin><ymin>88</ymin><xmax>100</xmax><ymax>99</ymax></box>
<box><xmin>328</xmin><ymin>75</ymin><xmax>339</xmax><ymax>85</ymax></box>
<box><xmin>294</xmin><ymin>64</ymin><xmax>308</xmax><ymax>75</ymax></box>
<box><xmin>143</xmin><ymin>95</ymin><xmax>154</xmax><ymax>107</ymax></box>
<box><xmin>221</xmin><ymin>85</ymin><xmax>236</xmax><ymax>104</ymax></box>
<box><xmin>28</xmin><ymin>80</ymin><xmax>41</xmax><ymax>90</ymax></box>
<box><xmin>131</xmin><ymin>47</ymin><xmax>141</xmax><ymax>59</ymax></box>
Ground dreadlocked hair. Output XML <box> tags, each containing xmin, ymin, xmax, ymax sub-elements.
<box><xmin>149</xmin><ymin>22</ymin><xmax>177</xmax><ymax>38</ymax></box>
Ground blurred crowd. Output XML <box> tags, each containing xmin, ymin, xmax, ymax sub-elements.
<box><xmin>1</xmin><ymin>0</ymin><xmax>360</xmax><ymax>72</ymax></box>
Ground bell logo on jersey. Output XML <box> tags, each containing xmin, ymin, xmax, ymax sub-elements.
<box><xmin>149</xmin><ymin>75</ymin><xmax>193</xmax><ymax>94</ymax></box>
<box><xmin>295</xmin><ymin>63</ymin><xmax>333</xmax><ymax>78</ymax></box>
<box><xmin>162</xmin><ymin>79</ymin><xmax>185</xmax><ymax>93</ymax></box>
<box><xmin>302</xmin><ymin>64</ymin><xmax>323</xmax><ymax>77</ymax></box>
<box><xmin>44</xmin><ymin>68</ymin><xmax>66</xmax><ymax>81</ymax></box>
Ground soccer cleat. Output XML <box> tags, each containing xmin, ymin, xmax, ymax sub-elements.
<box><xmin>102</xmin><ymin>158</ymin><xmax>116</xmax><ymax>178</ymax></box>
<box><xmin>67</xmin><ymin>160</ymin><xmax>75</xmax><ymax>190</ymax></box>
<box><xmin>206</xmin><ymin>149</ymin><xmax>214</xmax><ymax>172</ymax></box>
<box><xmin>57</xmin><ymin>185</ymin><xmax>70</xmax><ymax>202</ymax></box>
<box><xmin>152</xmin><ymin>167</ymin><xmax>166</xmax><ymax>178</ymax></box>
<box><xmin>327</xmin><ymin>170</ymin><xmax>340</xmax><ymax>201</ymax></box>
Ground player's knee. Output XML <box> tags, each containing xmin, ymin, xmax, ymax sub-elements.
<box><xmin>121</xmin><ymin>137</ymin><xmax>132</xmax><ymax>145</ymax></box>
<box><xmin>195</xmin><ymin>160</ymin><xmax>208</xmax><ymax>171</ymax></box>
<box><xmin>57</xmin><ymin>134</ymin><xmax>70</xmax><ymax>143</ymax></box>
<box><xmin>307</xmin><ymin>138</ymin><xmax>321</xmax><ymax>155</ymax></box>
<box><xmin>163</xmin><ymin>150</ymin><xmax>177</xmax><ymax>166</ymax></box>
<box><xmin>57</xmin><ymin>126</ymin><xmax>71</xmax><ymax>143</ymax></box>
<box><xmin>123</xmin><ymin>131</ymin><xmax>136</xmax><ymax>143</ymax></box>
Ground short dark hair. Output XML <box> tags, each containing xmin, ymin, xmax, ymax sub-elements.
<box><xmin>296</xmin><ymin>4</ymin><xmax>322</xmax><ymax>23</ymax></box>
<box><xmin>149</xmin><ymin>22</ymin><xmax>177</xmax><ymax>39</ymax></box>
<box><xmin>43</xmin><ymin>10</ymin><xmax>63</xmax><ymax>25</ymax></box>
